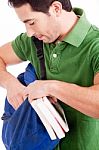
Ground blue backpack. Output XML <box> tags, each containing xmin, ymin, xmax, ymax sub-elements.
<box><xmin>1</xmin><ymin>63</ymin><xmax>60</xmax><ymax>150</ymax></box>
<box><xmin>1</xmin><ymin>37</ymin><xmax>60</xmax><ymax>150</ymax></box>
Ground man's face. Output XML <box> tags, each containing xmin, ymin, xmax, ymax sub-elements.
<box><xmin>15</xmin><ymin>3</ymin><xmax>61</xmax><ymax>43</ymax></box>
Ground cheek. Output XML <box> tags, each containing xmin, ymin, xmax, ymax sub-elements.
<box><xmin>38</xmin><ymin>18</ymin><xmax>51</xmax><ymax>32</ymax></box>
<box><xmin>34</xmin><ymin>23</ymin><xmax>46</xmax><ymax>33</ymax></box>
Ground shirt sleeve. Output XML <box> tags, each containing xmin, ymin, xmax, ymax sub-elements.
<box><xmin>89</xmin><ymin>38</ymin><xmax>99</xmax><ymax>75</ymax></box>
<box><xmin>11</xmin><ymin>33</ymin><xmax>32</xmax><ymax>61</ymax></box>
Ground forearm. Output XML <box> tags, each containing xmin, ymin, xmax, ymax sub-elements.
<box><xmin>0</xmin><ymin>57</ymin><xmax>20</xmax><ymax>89</ymax></box>
<box><xmin>48</xmin><ymin>80</ymin><xmax>99</xmax><ymax>118</ymax></box>
<box><xmin>0</xmin><ymin>58</ymin><xmax>27</xmax><ymax>109</ymax></box>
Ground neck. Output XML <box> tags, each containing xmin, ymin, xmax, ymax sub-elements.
<box><xmin>58</xmin><ymin>11</ymin><xmax>79</xmax><ymax>41</ymax></box>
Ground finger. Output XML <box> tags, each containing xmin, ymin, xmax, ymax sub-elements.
<box><xmin>27</xmin><ymin>95</ymin><xmax>36</xmax><ymax>103</ymax></box>
<box><xmin>48</xmin><ymin>96</ymin><xmax>57</xmax><ymax>104</ymax></box>
<box><xmin>23</xmin><ymin>87</ymin><xmax>29</xmax><ymax>96</ymax></box>
<box><xmin>13</xmin><ymin>96</ymin><xmax>24</xmax><ymax>110</ymax></box>
<box><xmin>22</xmin><ymin>94</ymin><xmax>28</xmax><ymax>101</ymax></box>
<box><xmin>8</xmin><ymin>97</ymin><xmax>19</xmax><ymax>110</ymax></box>
<box><xmin>14</xmin><ymin>98</ymin><xmax>20</xmax><ymax>110</ymax></box>
<box><xmin>17</xmin><ymin>95</ymin><xmax>25</xmax><ymax>105</ymax></box>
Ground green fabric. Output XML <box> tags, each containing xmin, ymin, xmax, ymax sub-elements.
<box><xmin>12</xmin><ymin>8</ymin><xmax>99</xmax><ymax>150</ymax></box>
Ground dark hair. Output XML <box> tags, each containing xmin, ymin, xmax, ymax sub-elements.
<box><xmin>8</xmin><ymin>0</ymin><xmax>72</xmax><ymax>13</ymax></box>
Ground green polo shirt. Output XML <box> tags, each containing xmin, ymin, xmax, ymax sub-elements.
<box><xmin>12</xmin><ymin>8</ymin><xmax>99</xmax><ymax>150</ymax></box>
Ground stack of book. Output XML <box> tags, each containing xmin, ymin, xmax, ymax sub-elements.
<box><xmin>31</xmin><ymin>96</ymin><xmax>69</xmax><ymax>140</ymax></box>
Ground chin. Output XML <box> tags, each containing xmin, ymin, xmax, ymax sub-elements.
<box><xmin>43</xmin><ymin>37</ymin><xmax>57</xmax><ymax>43</ymax></box>
<box><xmin>43</xmin><ymin>39</ymin><xmax>51</xmax><ymax>43</ymax></box>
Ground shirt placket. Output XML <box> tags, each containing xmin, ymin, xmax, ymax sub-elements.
<box><xmin>49</xmin><ymin>45</ymin><xmax>61</xmax><ymax>73</ymax></box>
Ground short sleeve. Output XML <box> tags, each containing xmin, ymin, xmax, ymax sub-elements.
<box><xmin>12</xmin><ymin>33</ymin><xmax>32</xmax><ymax>61</ymax></box>
<box><xmin>89</xmin><ymin>38</ymin><xmax>99</xmax><ymax>75</ymax></box>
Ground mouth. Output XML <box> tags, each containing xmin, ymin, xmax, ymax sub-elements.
<box><xmin>36</xmin><ymin>35</ymin><xmax>44</xmax><ymax>40</ymax></box>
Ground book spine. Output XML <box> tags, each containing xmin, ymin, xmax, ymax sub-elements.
<box><xmin>43</xmin><ymin>97</ymin><xmax>69</xmax><ymax>132</ymax></box>
<box><xmin>31</xmin><ymin>100</ymin><xmax>57</xmax><ymax>140</ymax></box>
<box><xmin>36</xmin><ymin>98</ymin><xmax>65</xmax><ymax>139</ymax></box>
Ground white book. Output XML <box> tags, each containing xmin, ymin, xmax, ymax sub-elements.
<box><xmin>43</xmin><ymin>97</ymin><xmax>69</xmax><ymax>132</ymax></box>
<box><xmin>31</xmin><ymin>100</ymin><xmax>57</xmax><ymax>140</ymax></box>
<box><xmin>36</xmin><ymin>98</ymin><xmax>65</xmax><ymax>139</ymax></box>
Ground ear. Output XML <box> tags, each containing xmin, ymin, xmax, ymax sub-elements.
<box><xmin>49</xmin><ymin>1</ymin><xmax>62</xmax><ymax>16</ymax></box>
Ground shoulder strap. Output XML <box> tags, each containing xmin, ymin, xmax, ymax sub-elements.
<box><xmin>32</xmin><ymin>36</ymin><xmax>46</xmax><ymax>80</ymax></box>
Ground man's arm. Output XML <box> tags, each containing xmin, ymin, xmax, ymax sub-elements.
<box><xmin>48</xmin><ymin>75</ymin><xmax>99</xmax><ymax>119</ymax></box>
<box><xmin>24</xmin><ymin>73</ymin><xmax>99</xmax><ymax>119</ymax></box>
<box><xmin>0</xmin><ymin>42</ymin><xmax>26</xmax><ymax>109</ymax></box>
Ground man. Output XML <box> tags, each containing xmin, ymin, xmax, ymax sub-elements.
<box><xmin>0</xmin><ymin>0</ymin><xmax>99</xmax><ymax>149</ymax></box>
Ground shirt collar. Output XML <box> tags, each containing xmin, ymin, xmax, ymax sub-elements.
<box><xmin>63</xmin><ymin>8</ymin><xmax>91</xmax><ymax>47</ymax></box>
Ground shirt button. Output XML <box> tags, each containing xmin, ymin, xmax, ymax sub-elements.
<box><xmin>53</xmin><ymin>54</ymin><xmax>57</xmax><ymax>58</ymax></box>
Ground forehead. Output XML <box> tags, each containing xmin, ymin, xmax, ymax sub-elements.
<box><xmin>14</xmin><ymin>3</ymin><xmax>45</xmax><ymax>22</ymax></box>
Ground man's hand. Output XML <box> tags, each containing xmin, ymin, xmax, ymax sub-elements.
<box><xmin>24</xmin><ymin>80</ymin><xmax>50</xmax><ymax>103</ymax></box>
<box><xmin>7</xmin><ymin>80</ymin><xmax>27</xmax><ymax>110</ymax></box>
<box><xmin>0</xmin><ymin>42</ymin><xmax>26</xmax><ymax>109</ymax></box>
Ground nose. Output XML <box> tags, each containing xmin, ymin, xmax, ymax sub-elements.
<box><xmin>25</xmin><ymin>24</ymin><xmax>35</xmax><ymax>37</ymax></box>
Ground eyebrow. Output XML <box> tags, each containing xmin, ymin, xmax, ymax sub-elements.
<box><xmin>23</xmin><ymin>18</ymin><xmax>35</xmax><ymax>23</ymax></box>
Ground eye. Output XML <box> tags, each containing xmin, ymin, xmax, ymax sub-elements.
<box><xmin>29</xmin><ymin>21</ymin><xmax>35</xmax><ymax>26</ymax></box>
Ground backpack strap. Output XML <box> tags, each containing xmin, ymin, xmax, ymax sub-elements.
<box><xmin>32</xmin><ymin>36</ymin><xmax>46</xmax><ymax>80</ymax></box>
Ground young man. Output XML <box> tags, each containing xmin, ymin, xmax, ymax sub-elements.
<box><xmin>0</xmin><ymin>0</ymin><xmax>99</xmax><ymax>149</ymax></box>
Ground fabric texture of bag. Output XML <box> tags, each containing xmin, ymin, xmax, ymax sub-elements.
<box><xmin>1</xmin><ymin>63</ymin><xmax>60</xmax><ymax>150</ymax></box>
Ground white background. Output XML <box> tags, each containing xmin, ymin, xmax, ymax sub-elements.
<box><xmin>0</xmin><ymin>0</ymin><xmax>99</xmax><ymax>149</ymax></box>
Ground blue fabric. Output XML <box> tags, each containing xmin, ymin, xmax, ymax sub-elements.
<box><xmin>2</xmin><ymin>63</ymin><xmax>60</xmax><ymax>150</ymax></box>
